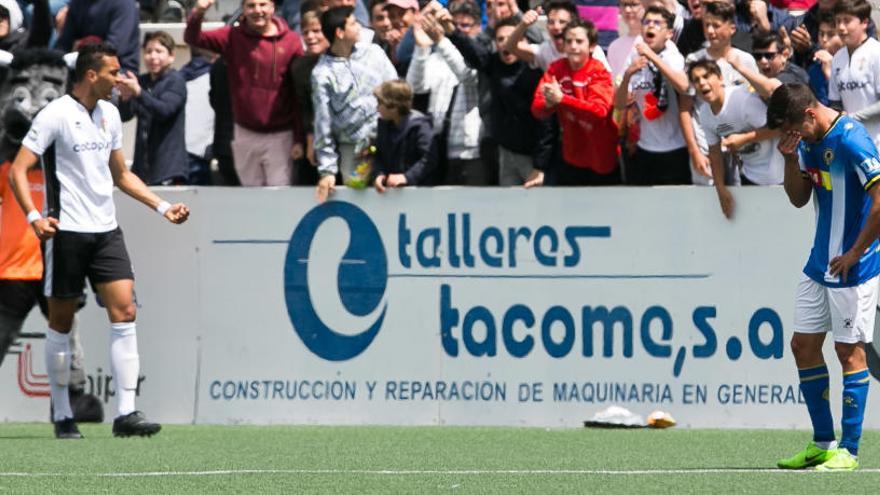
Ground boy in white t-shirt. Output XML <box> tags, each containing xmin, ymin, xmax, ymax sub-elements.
<box><xmin>690</xmin><ymin>59</ymin><xmax>782</xmax><ymax>219</ymax></box>
<box><xmin>615</xmin><ymin>6</ymin><xmax>690</xmax><ymax>184</ymax></box>
<box><xmin>672</xmin><ymin>1</ymin><xmax>759</xmax><ymax>186</ymax></box>
<box><xmin>829</xmin><ymin>0</ymin><xmax>880</xmax><ymax>147</ymax></box>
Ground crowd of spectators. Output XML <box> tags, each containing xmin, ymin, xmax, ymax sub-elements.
<box><xmin>2</xmin><ymin>0</ymin><xmax>879</xmax><ymax>213</ymax></box>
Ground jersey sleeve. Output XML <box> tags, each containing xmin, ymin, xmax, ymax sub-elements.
<box><xmin>846</xmin><ymin>124</ymin><xmax>880</xmax><ymax>189</ymax></box>
<box><xmin>22</xmin><ymin>107</ymin><xmax>59</xmax><ymax>155</ymax></box>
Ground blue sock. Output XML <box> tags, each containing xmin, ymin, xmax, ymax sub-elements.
<box><xmin>840</xmin><ymin>368</ymin><xmax>870</xmax><ymax>456</ymax></box>
<box><xmin>799</xmin><ymin>365</ymin><xmax>835</xmax><ymax>444</ymax></box>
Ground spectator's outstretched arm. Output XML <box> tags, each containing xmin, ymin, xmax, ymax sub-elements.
<box><xmin>708</xmin><ymin>142</ymin><xmax>734</xmax><ymax>219</ymax></box>
<box><xmin>406</xmin><ymin>45</ymin><xmax>432</xmax><ymax>94</ymax></box>
<box><xmin>403</xmin><ymin>119</ymin><xmax>436</xmax><ymax>185</ymax></box>
<box><xmin>725</xmin><ymin>51</ymin><xmax>780</xmax><ymax>99</ymax></box>
<box><xmin>556</xmin><ymin>68</ymin><xmax>614</xmax><ymax>120</ymax></box>
<box><xmin>435</xmin><ymin>37</ymin><xmax>478</xmax><ymax>84</ymax></box>
<box><xmin>504</xmin><ymin>10</ymin><xmax>539</xmax><ymax>65</ymax></box>
<box><xmin>448</xmin><ymin>30</ymin><xmax>491</xmax><ymax>74</ymax></box>
<box><xmin>185</xmin><ymin>0</ymin><xmax>232</xmax><ymax>54</ymax></box>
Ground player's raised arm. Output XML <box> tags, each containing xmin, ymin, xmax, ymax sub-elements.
<box><xmin>8</xmin><ymin>146</ymin><xmax>59</xmax><ymax>240</ymax></box>
<box><xmin>108</xmin><ymin>149</ymin><xmax>190</xmax><ymax>224</ymax></box>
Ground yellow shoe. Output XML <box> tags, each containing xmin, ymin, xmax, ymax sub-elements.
<box><xmin>814</xmin><ymin>448</ymin><xmax>859</xmax><ymax>471</ymax></box>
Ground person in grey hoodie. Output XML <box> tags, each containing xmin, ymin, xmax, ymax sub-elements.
<box><xmin>312</xmin><ymin>5</ymin><xmax>396</xmax><ymax>202</ymax></box>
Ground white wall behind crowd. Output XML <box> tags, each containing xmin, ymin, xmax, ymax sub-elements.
<box><xmin>4</xmin><ymin>187</ymin><xmax>880</xmax><ymax>428</ymax></box>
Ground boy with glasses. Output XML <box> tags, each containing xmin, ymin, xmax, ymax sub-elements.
<box><xmin>614</xmin><ymin>6</ymin><xmax>690</xmax><ymax>185</ymax></box>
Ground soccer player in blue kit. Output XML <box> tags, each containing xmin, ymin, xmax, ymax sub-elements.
<box><xmin>766</xmin><ymin>83</ymin><xmax>880</xmax><ymax>471</ymax></box>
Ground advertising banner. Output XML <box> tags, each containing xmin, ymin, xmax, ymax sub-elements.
<box><xmin>4</xmin><ymin>187</ymin><xmax>880</xmax><ymax>428</ymax></box>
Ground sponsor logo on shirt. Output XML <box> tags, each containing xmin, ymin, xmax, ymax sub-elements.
<box><xmin>837</xmin><ymin>80</ymin><xmax>870</xmax><ymax>92</ymax></box>
<box><xmin>806</xmin><ymin>167</ymin><xmax>833</xmax><ymax>191</ymax></box>
<box><xmin>860</xmin><ymin>157</ymin><xmax>880</xmax><ymax>173</ymax></box>
<box><xmin>72</xmin><ymin>141</ymin><xmax>112</xmax><ymax>153</ymax></box>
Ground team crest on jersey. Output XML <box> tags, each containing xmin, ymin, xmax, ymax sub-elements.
<box><xmin>823</xmin><ymin>148</ymin><xmax>834</xmax><ymax>165</ymax></box>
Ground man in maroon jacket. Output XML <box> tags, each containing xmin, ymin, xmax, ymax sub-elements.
<box><xmin>185</xmin><ymin>0</ymin><xmax>304</xmax><ymax>186</ymax></box>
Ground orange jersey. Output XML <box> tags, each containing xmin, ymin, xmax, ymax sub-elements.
<box><xmin>0</xmin><ymin>161</ymin><xmax>44</xmax><ymax>280</ymax></box>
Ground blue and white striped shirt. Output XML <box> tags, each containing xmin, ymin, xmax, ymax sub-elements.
<box><xmin>799</xmin><ymin>114</ymin><xmax>880</xmax><ymax>287</ymax></box>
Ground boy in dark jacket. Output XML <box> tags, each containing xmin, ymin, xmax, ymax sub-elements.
<box><xmin>118</xmin><ymin>31</ymin><xmax>188</xmax><ymax>185</ymax></box>
<box><xmin>372</xmin><ymin>79</ymin><xmax>434</xmax><ymax>191</ymax></box>
<box><xmin>449</xmin><ymin>15</ymin><xmax>543</xmax><ymax>187</ymax></box>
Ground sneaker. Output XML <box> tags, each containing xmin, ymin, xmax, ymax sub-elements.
<box><xmin>112</xmin><ymin>411</ymin><xmax>162</xmax><ymax>438</ymax></box>
<box><xmin>815</xmin><ymin>448</ymin><xmax>859</xmax><ymax>471</ymax></box>
<box><xmin>777</xmin><ymin>442</ymin><xmax>835</xmax><ymax>469</ymax></box>
<box><xmin>54</xmin><ymin>417</ymin><xmax>83</xmax><ymax>439</ymax></box>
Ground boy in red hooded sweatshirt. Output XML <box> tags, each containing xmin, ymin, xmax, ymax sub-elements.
<box><xmin>531</xmin><ymin>18</ymin><xmax>619</xmax><ymax>186</ymax></box>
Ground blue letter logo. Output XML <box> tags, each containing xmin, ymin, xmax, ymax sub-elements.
<box><xmin>284</xmin><ymin>202</ymin><xmax>388</xmax><ymax>361</ymax></box>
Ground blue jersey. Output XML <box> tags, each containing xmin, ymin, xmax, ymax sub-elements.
<box><xmin>799</xmin><ymin>114</ymin><xmax>880</xmax><ymax>287</ymax></box>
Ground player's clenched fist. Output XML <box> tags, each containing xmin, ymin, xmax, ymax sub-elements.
<box><xmin>164</xmin><ymin>204</ymin><xmax>190</xmax><ymax>224</ymax></box>
<box><xmin>31</xmin><ymin>217</ymin><xmax>59</xmax><ymax>240</ymax></box>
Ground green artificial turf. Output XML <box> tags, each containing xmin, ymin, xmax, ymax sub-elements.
<box><xmin>1</xmin><ymin>425</ymin><xmax>878</xmax><ymax>493</ymax></box>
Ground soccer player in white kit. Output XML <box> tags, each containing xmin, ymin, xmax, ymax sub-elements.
<box><xmin>767</xmin><ymin>83</ymin><xmax>880</xmax><ymax>471</ymax></box>
<box><xmin>8</xmin><ymin>43</ymin><xmax>190</xmax><ymax>439</ymax></box>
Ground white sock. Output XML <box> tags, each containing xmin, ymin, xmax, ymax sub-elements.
<box><xmin>816</xmin><ymin>440</ymin><xmax>837</xmax><ymax>450</ymax></box>
<box><xmin>45</xmin><ymin>328</ymin><xmax>73</xmax><ymax>422</ymax></box>
<box><xmin>110</xmin><ymin>322</ymin><xmax>139</xmax><ymax>418</ymax></box>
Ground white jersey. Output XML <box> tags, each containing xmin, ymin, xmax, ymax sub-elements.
<box><xmin>22</xmin><ymin>95</ymin><xmax>122</xmax><ymax>233</ymax></box>
<box><xmin>530</xmin><ymin>39</ymin><xmax>610</xmax><ymax>73</ymax></box>
<box><xmin>625</xmin><ymin>44</ymin><xmax>686</xmax><ymax>152</ymax></box>
<box><xmin>829</xmin><ymin>37</ymin><xmax>880</xmax><ymax>147</ymax></box>
<box><xmin>686</xmin><ymin>48</ymin><xmax>759</xmax><ymax>174</ymax></box>
<box><xmin>696</xmin><ymin>85</ymin><xmax>783</xmax><ymax>185</ymax></box>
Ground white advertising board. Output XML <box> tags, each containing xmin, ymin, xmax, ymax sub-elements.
<box><xmin>4</xmin><ymin>187</ymin><xmax>880</xmax><ymax>428</ymax></box>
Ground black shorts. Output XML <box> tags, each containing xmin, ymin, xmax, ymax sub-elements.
<box><xmin>0</xmin><ymin>280</ymin><xmax>47</xmax><ymax>319</ymax></box>
<box><xmin>43</xmin><ymin>228</ymin><xmax>134</xmax><ymax>299</ymax></box>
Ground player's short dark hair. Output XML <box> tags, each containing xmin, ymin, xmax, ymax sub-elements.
<box><xmin>544</xmin><ymin>0</ymin><xmax>578</xmax><ymax>18</ymax></box>
<box><xmin>766</xmin><ymin>83</ymin><xmax>819</xmax><ymax>129</ymax></box>
<box><xmin>833</xmin><ymin>0</ymin><xmax>872</xmax><ymax>21</ymax></box>
<box><xmin>703</xmin><ymin>1</ymin><xmax>735</xmax><ymax>23</ymax></box>
<box><xmin>450</xmin><ymin>1</ymin><xmax>480</xmax><ymax>21</ymax></box>
<box><xmin>73</xmin><ymin>42</ymin><xmax>117</xmax><ymax>83</ymax></box>
<box><xmin>563</xmin><ymin>18</ymin><xmax>597</xmax><ymax>46</ymax></box>
<box><xmin>687</xmin><ymin>58</ymin><xmax>722</xmax><ymax>81</ymax></box>
<box><xmin>752</xmin><ymin>31</ymin><xmax>783</xmax><ymax>51</ymax></box>
<box><xmin>494</xmin><ymin>16</ymin><xmax>521</xmax><ymax>31</ymax></box>
<box><xmin>643</xmin><ymin>5</ymin><xmax>675</xmax><ymax>29</ymax></box>
<box><xmin>321</xmin><ymin>6</ymin><xmax>355</xmax><ymax>44</ymax></box>
<box><xmin>143</xmin><ymin>31</ymin><xmax>175</xmax><ymax>53</ymax></box>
